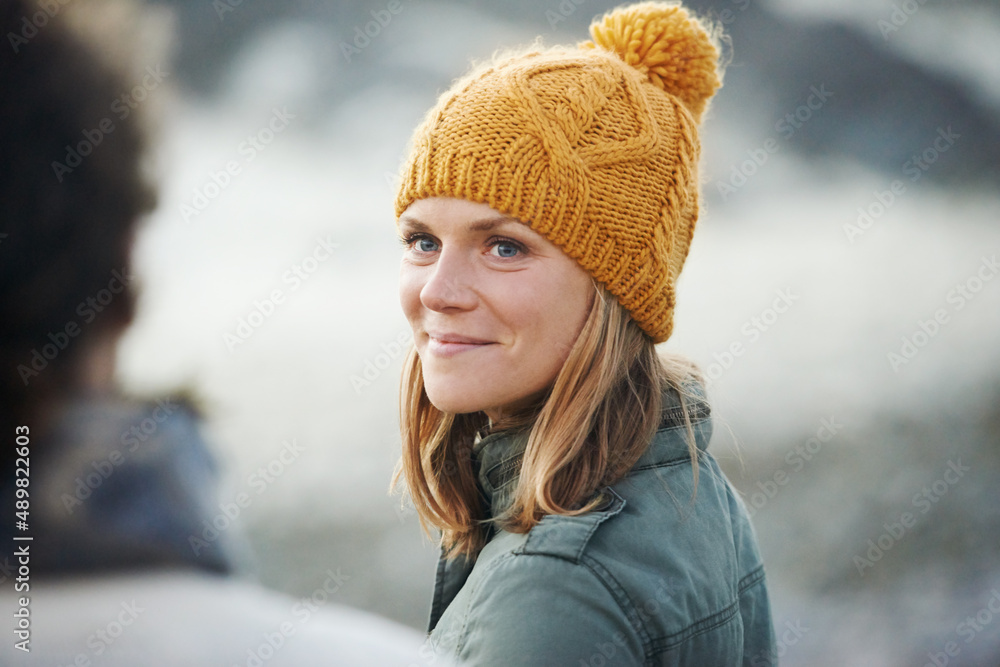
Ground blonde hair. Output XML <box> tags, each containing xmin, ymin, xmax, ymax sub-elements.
<box><xmin>393</xmin><ymin>285</ymin><xmax>704</xmax><ymax>557</ymax></box>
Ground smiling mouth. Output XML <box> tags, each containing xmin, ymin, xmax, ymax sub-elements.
<box><xmin>426</xmin><ymin>335</ymin><xmax>495</xmax><ymax>357</ymax></box>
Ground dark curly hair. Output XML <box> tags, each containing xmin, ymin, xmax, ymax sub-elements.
<box><xmin>0</xmin><ymin>0</ymin><xmax>155</xmax><ymax>475</ymax></box>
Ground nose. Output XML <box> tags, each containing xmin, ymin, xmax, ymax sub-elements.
<box><xmin>420</xmin><ymin>248</ymin><xmax>478</xmax><ymax>312</ymax></box>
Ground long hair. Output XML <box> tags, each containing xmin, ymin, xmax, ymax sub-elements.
<box><xmin>394</xmin><ymin>284</ymin><xmax>704</xmax><ymax>557</ymax></box>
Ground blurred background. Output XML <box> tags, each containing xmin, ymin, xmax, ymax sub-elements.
<box><xmin>72</xmin><ymin>0</ymin><xmax>1000</xmax><ymax>663</ymax></box>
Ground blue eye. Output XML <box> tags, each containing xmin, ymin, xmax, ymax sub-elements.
<box><xmin>494</xmin><ymin>242</ymin><xmax>519</xmax><ymax>258</ymax></box>
<box><xmin>489</xmin><ymin>237</ymin><xmax>526</xmax><ymax>258</ymax></box>
<box><xmin>416</xmin><ymin>237</ymin><xmax>439</xmax><ymax>253</ymax></box>
<box><xmin>400</xmin><ymin>233</ymin><xmax>439</xmax><ymax>253</ymax></box>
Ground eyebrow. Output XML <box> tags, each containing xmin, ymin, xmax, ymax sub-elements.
<box><xmin>398</xmin><ymin>215</ymin><xmax>522</xmax><ymax>234</ymax></box>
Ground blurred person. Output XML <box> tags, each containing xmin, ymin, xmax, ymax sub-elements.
<box><xmin>392</xmin><ymin>2</ymin><xmax>776</xmax><ymax>665</ymax></box>
<box><xmin>0</xmin><ymin>0</ymin><xmax>431</xmax><ymax>664</ymax></box>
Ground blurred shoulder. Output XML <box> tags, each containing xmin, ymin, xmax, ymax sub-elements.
<box><xmin>0</xmin><ymin>571</ymin><xmax>431</xmax><ymax>667</ymax></box>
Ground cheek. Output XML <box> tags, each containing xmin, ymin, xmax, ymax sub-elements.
<box><xmin>508</xmin><ymin>271</ymin><xmax>591</xmax><ymax>360</ymax></box>
<box><xmin>547</xmin><ymin>263</ymin><xmax>592</xmax><ymax>319</ymax></box>
<box><xmin>398</xmin><ymin>263</ymin><xmax>422</xmax><ymax>320</ymax></box>
<box><xmin>546</xmin><ymin>296</ymin><xmax>588</xmax><ymax>354</ymax></box>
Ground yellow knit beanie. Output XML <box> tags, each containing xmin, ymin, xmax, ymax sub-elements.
<box><xmin>394</xmin><ymin>2</ymin><xmax>723</xmax><ymax>343</ymax></box>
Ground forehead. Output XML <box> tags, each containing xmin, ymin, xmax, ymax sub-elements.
<box><xmin>398</xmin><ymin>197</ymin><xmax>529</xmax><ymax>235</ymax></box>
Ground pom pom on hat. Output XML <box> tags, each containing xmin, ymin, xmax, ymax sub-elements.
<box><xmin>581</xmin><ymin>1</ymin><xmax>722</xmax><ymax>122</ymax></box>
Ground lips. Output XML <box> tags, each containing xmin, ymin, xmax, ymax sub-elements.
<box><xmin>428</xmin><ymin>332</ymin><xmax>492</xmax><ymax>344</ymax></box>
<box><xmin>426</xmin><ymin>331</ymin><xmax>495</xmax><ymax>357</ymax></box>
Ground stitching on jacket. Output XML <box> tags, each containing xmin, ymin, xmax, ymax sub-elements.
<box><xmin>738</xmin><ymin>565</ymin><xmax>766</xmax><ymax>595</ymax></box>
<box><xmin>659</xmin><ymin>401</ymin><xmax>711</xmax><ymax>429</ymax></box>
<box><xmin>486</xmin><ymin>454</ymin><xmax>523</xmax><ymax>489</ymax></box>
<box><xmin>656</xmin><ymin>416</ymin><xmax>710</xmax><ymax>435</ymax></box>
<box><xmin>647</xmin><ymin>594</ymin><xmax>742</xmax><ymax>655</ymax></box>
<box><xmin>454</xmin><ymin>550</ymin><xmax>520</xmax><ymax>658</ymax></box>
<box><xmin>517</xmin><ymin>489</ymin><xmax>626</xmax><ymax>562</ymax></box>
<box><xmin>582</xmin><ymin>553</ymin><xmax>752</xmax><ymax>662</ymax></box>
<box><xmin>631</xmin><ymin>457</ymin><xmax>692</xmax><ymax>473</ymax></box>
<box><xmin>452</xmin><ymin>578</ymin><xmax>474</xmax><ymax>660</ymax></box>
<box><xmin>465</xmin><ymin>544</ymin><xmax>758</xmax><ymax>663</ymax></box>
<box><xmin>630</xmin><ymin>420</ymin><xmax>711</xmax><ymax>472</ymax></box>
<box><xmin>457</xmin><ymin>550</ymin><xmax>649</xmax><ymax>659</ymax></box>
<box><xmin>575</xmin><ymin>553</ymin><xmax>657</xmax><ymax>657</ymax></box>
<box><xmin>571</xmin><ymin>488</ymin><xmax>624</xmax><ymax>561</ymax></box>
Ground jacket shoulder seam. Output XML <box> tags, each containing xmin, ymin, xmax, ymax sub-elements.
<box><xmin>518</xmin><ymin>488</ymin><xmax>626</xmax><ymax>562</ymax></box>
<box><xmin>473</xmin><ymin>550</ymin><xmax>653</xmax><ymax>655</ymax></box>
<box><xmin>578</xmin><ymin>554</ymin><xmax>656</xmax><ymax>658</ymax></box>
<box><xmin>738</xmin><ymin>565</ymin><xmax>767</xmax><ymax>595</ymax></box>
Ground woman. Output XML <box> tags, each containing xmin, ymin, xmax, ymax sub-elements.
<box><xmin>393</xmin><ymin>2</ymin><xmax>776</xmax><ymax>665</ymax></box>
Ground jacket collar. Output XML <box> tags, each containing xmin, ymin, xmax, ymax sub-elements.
<box><xmin>472</xmin><ymin>381</ymin><xmax>712</xmax><ymax>518</ymax></box>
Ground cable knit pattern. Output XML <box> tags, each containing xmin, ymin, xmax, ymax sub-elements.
<box><xmin>395</xmin><ymin>2</ymin><xmax>722</xmax><ymax>343</ymax></box>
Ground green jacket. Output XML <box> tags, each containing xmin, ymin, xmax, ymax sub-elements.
<box><xmin>426</xmin><ymin>385</ymin><xmax>776</xmax><ymax>666</ymax></box>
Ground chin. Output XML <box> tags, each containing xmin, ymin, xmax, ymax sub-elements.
<box><xmin>423</xmin><ymin>379</ymin><xmax>491</xmax><ymax>416</ymax></box>
<box><xmin>424</xmin><ymin>390</ymin><xmax>484</xmax><ymax>415</ymax></box>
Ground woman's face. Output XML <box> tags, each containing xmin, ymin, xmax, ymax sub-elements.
<box><xmin>399</xmin><ymin>197</ymin><xmax>595</xmax><ymax>421</ymax></box>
